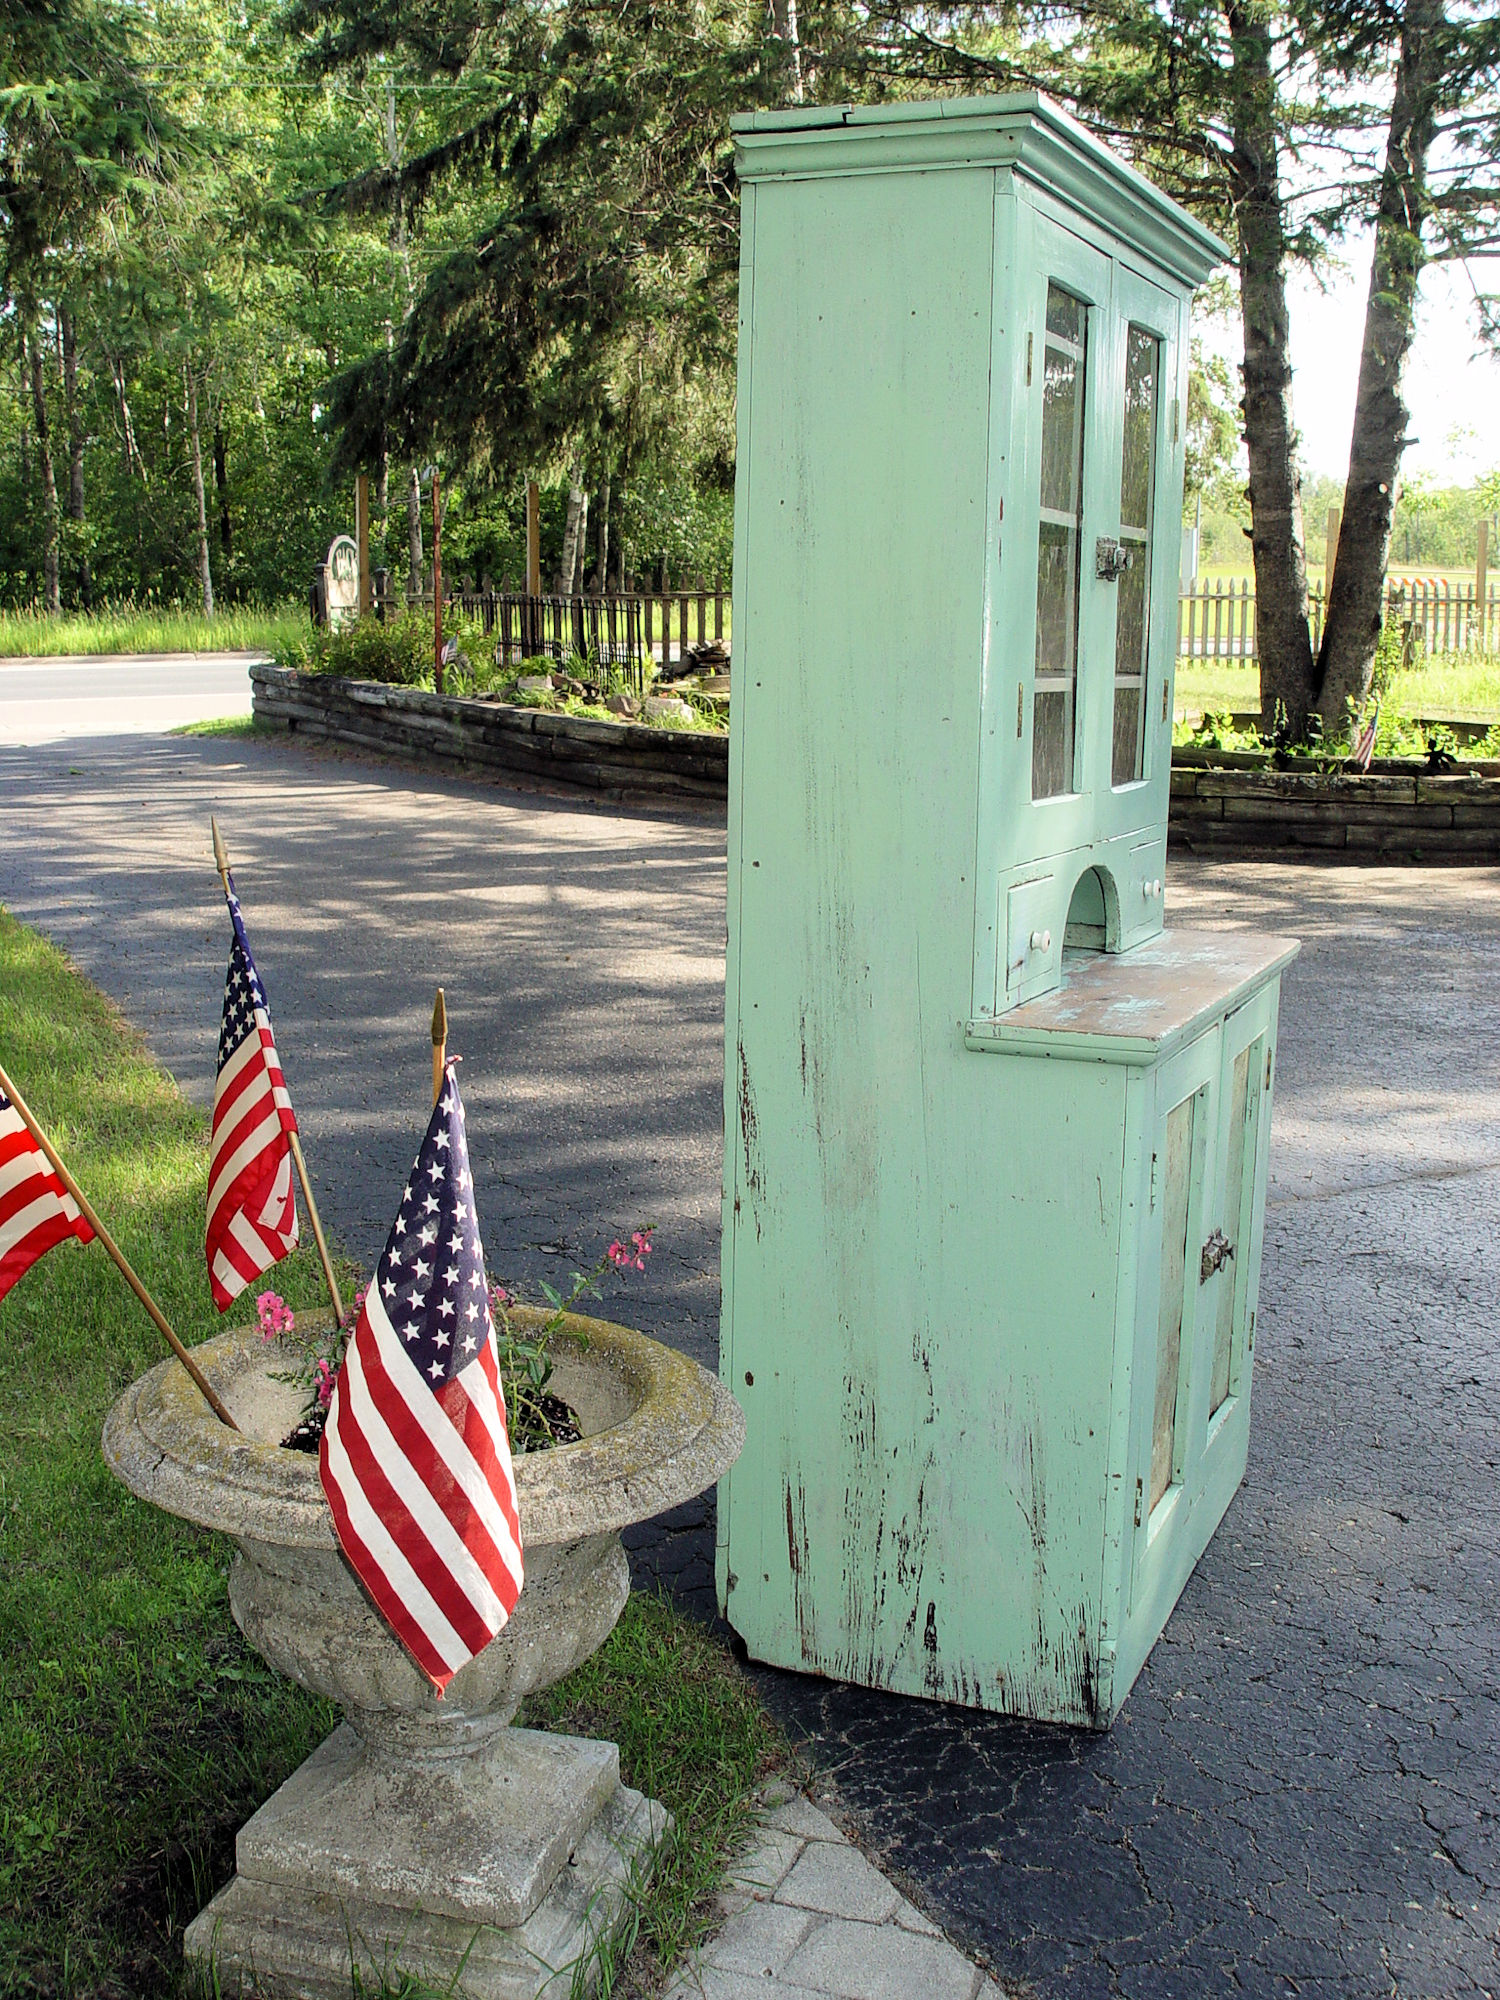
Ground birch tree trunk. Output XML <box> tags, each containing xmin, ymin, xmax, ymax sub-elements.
<box><xmin>386</xmin><ymin>85</ymin><xmax>424</xmax><ymax>602</ymax></box>
<box><xmin>557</xmin><ymin>470</ymin><xmax>587</xmax><ymax>591</ymax></box>
<box><xmin>408</xmin><ymin>465</ymin><xmax>424</xmax><ymax>599</ymax></box>
<box><xmin>213</xmin><ymin>420</ymin><xmax>232</xmax><ymax>558</ymax></box>
<box><xmin>769</xmin><ymin>0</ymin><xmax>804</xmax><ymax>101</ymax></box>
<box><xmin>60</xmin><ymin>307</ymin><xmax>90</xmax><ymax>606</ymax></box>
<box><xmin>110</xmin><ymin>356</ymin><xmax>145</xmax><ymax>482</ymax></box>
<box><xmin>185</xmin><ymin>363</ymin><xmax>215</xmax><ymax>619</ymax></box>
<box><xmin>1316</xmin><ymin>0</ymin><xmax>1444</xmax><ymax>724</ymax></box>
<box><xmin>23</xmin><ymin>322</ymin><xmax>61</xmax><ymax>612</ymax></box>
<box><xmin>1224</xmin><ymin>1</ymin><xmax>1316</xmax><ymax>739</ymax></box>
<box><xmin>592</xmin><ymin>472</ymin><xmax>610</xmax><ymax>593</ymax></box>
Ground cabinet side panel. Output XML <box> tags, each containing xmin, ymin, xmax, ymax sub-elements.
<box><xmin>719</xmin><ymin>181</ymin><xmax>759</xmax><ymax>1610</ymax></box>
<box><xmin>722</xmin><ymin>164</ymin><xmax>1123</xmax><ymax>1716</ymax></box>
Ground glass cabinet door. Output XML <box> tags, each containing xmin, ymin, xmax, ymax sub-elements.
<box><xmin>1021</xmin><ymin>221</ymin><xmax>1111</xmax><ymax>814</ymax></box>
<box><xmin>1108</xmin><ymin>267</ymin><xmax>1178</xmax><ymax>797</ymax></box>
<box><xmin>1033</xmin><ymin>282</ymin><xmax>1089</xmax><ymax>800</ymax></box>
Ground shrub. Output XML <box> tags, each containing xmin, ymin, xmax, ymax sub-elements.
<box><xmin>275</xmin><ymin>610</ymin><xmax>488</xmax><ymax>688</ymax></box>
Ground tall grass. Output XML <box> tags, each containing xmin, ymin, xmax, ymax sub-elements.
<box><xmin>0</xmin><ymin>601</ymin><xmax>308</xmax><ymax>659</ymax></box>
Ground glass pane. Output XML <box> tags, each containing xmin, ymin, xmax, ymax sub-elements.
<box><xmin>1033</xmin><ymin>283</ymin><xmax>1087</xmax><ymax>802</ymax></box>
<box><xmin>1036</xmin><ymin>522</ymin><xmax>1077</xmax><ymax>677</ymax></box>
<box><xmin>1121</xmin><ymin>327</ymin><xmax>1159</xmax><ymax>530</ymax></box>
<box><xmin>1112</xmin><ymin>683</ymin><xmax>1142</xmax><ymax>787</ymax></box>
<box><xmin>1112</xmin><ymin>326</ymin><xmax>1160</xmax><ymax>788</ymax></box>
<box><xmin>1151</xmin><ymin>1093</ymin><xmax>1195</xmax><ymax>1513</ymax></box>
<box><xmin>1047</xmin><ymin>288</ymin><xmax>1084</xmax><ymax>344</ymax></box>
<box><xmin>1040</xmin><ymin>346</ymin><xmax>1082</xmax><ymax>517</ymax></box>
<box><xmin>1033</xmin><ymin>689</ymin><xmax>1070</xmax><ymax>800</ymax></box>
<box><xmin>1210</xmin><ymin>1046</ymin><xmax>1254</xmax><ymax>1415</ymax></box>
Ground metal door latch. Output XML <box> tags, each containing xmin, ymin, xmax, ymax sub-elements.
<box><xmin>1095</xmin><ymin>538</ymin><xmax>1133</xmax><ymax>581</ymax></box>
<box><xmin>1200</xmin><ymin>1228</ymin><xmax>1234</xmax><ymax>1283</ymax></box>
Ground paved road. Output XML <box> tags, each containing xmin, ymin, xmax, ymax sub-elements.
<box><xmin>2</xmin><ymin>725</ymin><xmax>1497</xmax><ymax>1999</ymax></box>
<box><xmin>0</xmin><ymin>651</ymin><xmax>258</xmax><ymax>743</ymax></box>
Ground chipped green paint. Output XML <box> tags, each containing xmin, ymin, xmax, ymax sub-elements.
<box><xmin>717</xmin><ymin>95</ymin><xmax>1296</xmax><ymax>1726</ymax></box>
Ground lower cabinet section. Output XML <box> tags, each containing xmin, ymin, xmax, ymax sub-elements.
<box><xmin>719</xmin><ymin>930</ymin><xmax>1296</xmax><ymax>1727</ymax></box>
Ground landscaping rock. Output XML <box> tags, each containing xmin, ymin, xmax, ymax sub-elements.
<box><xmin>645</xmin><ymin>695</ymin><xmax>695</xmax><ymax>723</ymax></box>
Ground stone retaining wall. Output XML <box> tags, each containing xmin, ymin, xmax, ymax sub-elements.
<box><xmin>253</xmin><ymin>666</ymin><xmax>1500</xmax><ymax>858</ymax></box>
<box><xmin>1169</xmin><ymin>766</ymin><xmax>1500</xmax><ymax>861</ymax></box>
<box><xmin>250</xmin><ymin>662</ymin><xmax>729</xmax><ymax>805</ymax></box>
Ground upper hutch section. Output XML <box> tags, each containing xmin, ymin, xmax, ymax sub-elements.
<box><xmin>732</xmin><ymin>96</ymin><xmax>1226</xmax><ymax>1018</ymax></box>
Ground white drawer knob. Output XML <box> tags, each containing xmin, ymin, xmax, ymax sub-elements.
<box><xmin>1029</xmin><ymin>929</ymin><xmax>1051</xmax><ymax>952</ymax></box>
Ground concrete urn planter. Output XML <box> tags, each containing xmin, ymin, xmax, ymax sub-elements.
<box><xmin>103</xmin><ymin>1309</ymin><xmax>744</xmax><ymax>1999</ymax></box>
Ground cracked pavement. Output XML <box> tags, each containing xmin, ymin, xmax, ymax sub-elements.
<box><xmin>2</xmin><ymin>727</ymin><xmax>1497</xmax><ymax>1998</ymax></box>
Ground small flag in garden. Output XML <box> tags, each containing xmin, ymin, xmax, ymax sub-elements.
<box><xmin>319</xmin><ymin>1066</ymin><xmax>523</xmax><ymax>1693</ymax></box>
<box><xmin>205</xmin><ymin>889</ymin><xmax>300</xmax><ymax>1310</ymax></box>
<box><xmin>0</xmin><ymin>1088</ymin><xmax>94</xmax><ymax>1303</ymax></box>
<box><xmin>1353</xmin><ymin>701</ymin><xmax>1380</xmax><ymax>773</ymax></box>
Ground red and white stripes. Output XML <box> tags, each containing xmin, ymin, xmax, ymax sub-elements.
<box><xmin>320</xmin><ymin>1285</ymin><xmax>523</xmax><ymax>1692</ymax></box>
<box><xmin>0</xmin><ymin>1092</ymin><xmax>94</xmax><ymax>1303</ymax></box>
<box><xmin>205</xmin><ymin>1012</ymin><xmax>299</xmax><ymax>1310</ymax></box>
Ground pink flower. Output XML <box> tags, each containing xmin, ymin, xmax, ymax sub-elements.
<box><xmin>351</xmin><ymin>1282</ymin><xmax>368</xmax><ymax>1319</ymax></box>
<box><xmin>488</xmin><ymin>1283</ymin><xmax>510</xmax><ymax>1312</ymax></box>
<box><xmin>314</xmin><ymin>1358</ymin><xmax>336</xmax><ymax>1409</ymax></box>
<box><xmin>256</xmin><ymin>1291</ymin><xmax>294</xmax><ymax>1341</ymax></box>
<box><xmin>609</xmin><ymin>1228</ymin><xmax>653</xmax><ymax>1273</ymax></box>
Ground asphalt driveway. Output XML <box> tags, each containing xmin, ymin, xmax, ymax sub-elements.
<box><xmin>2</xmin><ymin>724</ymin><xmax>1496</xmax><ymax>1999</ymax></box>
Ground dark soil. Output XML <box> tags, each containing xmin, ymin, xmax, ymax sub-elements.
<box><xmin>280</xmin><ymin>1393</ymin><xmax>583</xmax><ymax>1453</ymax></box>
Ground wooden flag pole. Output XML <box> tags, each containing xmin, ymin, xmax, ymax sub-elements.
<box><xmin>0</xmin><ymin>1059</ymin><xmax>239</xmax><ymax>1428</ymax></box>
<box><xmin>431</xmin><ymin>988</ymin><xmax>447</xmax><ymax>1108</ymax></box>
<box><xmin>211</xmin><ymin>818</ymin><xmax>345</xmax><ymax>1329</ymax></box>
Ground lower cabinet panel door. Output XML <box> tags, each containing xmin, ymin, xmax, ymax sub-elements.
<box><xmin>1201</xmin><ymin>986</ymin><xmax>1279</xmax><ymax>1470</ymax></box>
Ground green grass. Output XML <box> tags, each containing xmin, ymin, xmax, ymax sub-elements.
<box><xmin>0</xmin><ymin>909</ymin><xmax>784</xmax><ymax>1998</ymax></box>
<box><xmin>168</xmin><ymin>716</ymin><xmax>261</xmax><ymax>740</ymax></box>
<box><xmin>0</xmin><ymin>603</ymin><xmax>308</xmax><ymax>659</ymax></box>
<box><xmin>522</xmin><ymin>1596</ymin><xmax>786</xmax><ymax>1995</ymax></box>
<box><xmin>1175</xmin><ymin>651</ymin><xmax>1500</xmax><ymax>725</ymax></box>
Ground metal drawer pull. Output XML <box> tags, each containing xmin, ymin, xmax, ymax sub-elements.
<box><xmin>1200</xmin><ymin>1228</ymin><xmax>1234</xmax><ymax>1283</ymax></box>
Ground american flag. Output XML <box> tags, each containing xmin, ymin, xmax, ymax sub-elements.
<box><xmin>0</xmin><ymin>1088</ymin><xmax>94</xmax><ymax>1303</ymax></box>
<box><xmin>205</xmin><ymin>889</ymin><xmax>300</xmax><ymax>1311</ymax></box>
<box><xmin>319</xmin><ymin>1066</ymin><xmax>523</xmax><ymax>1692</ymax></box>
<box><xmin>1353</xmin><ymin>699</ymin><xmax>1381</xmax><ymax>773</ymax></box>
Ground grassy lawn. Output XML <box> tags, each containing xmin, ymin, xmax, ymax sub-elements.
<box><xmin>1175</xmin><ymin>652</ymin><xmax>1500</xmax><ymax>723</ymax></box>
<box><xmin>0</xmin><ymin>908</ymin><xmax>782</xmax><ymax>1997</ymax></box>
<box><xmin>0</xmin><ymin>604</ymin><xmax>307</xmax><ymax>659</ymax></box>
<box><xmin>169</xmin><ymin>716</ymin><xmax>260</xmax><ymax>740</ymax></box>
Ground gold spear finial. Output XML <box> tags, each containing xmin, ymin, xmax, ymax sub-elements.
<box><xmin>431</xmin><ymin>988</ymin><xmax>448</xmax><ymax>1108</ymax></box>
<box><xmin>211</xmin><ymin>816</ymin><xmax>231</xmax><ymax>891</ymax></box>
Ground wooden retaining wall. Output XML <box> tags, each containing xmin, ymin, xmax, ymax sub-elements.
<box><xmin>250</xmin><ymin>663</ymin><xmax>728</xmax><ymax>805</ymax></box>
<box><xmin>1169</xmin><ymin>766</ymin><xmax>1500</xmax><ymax>861</ymax></box>
<box><xmin>253</xmin><ymin>666</ymin><xmax>1500</xmax><ymax>858</ymax></box>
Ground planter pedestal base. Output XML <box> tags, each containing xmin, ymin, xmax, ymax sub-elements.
<box><xmin>185</xmin><ymin>1724</ymin><xmax>670</xmax><ymax>1998</ymax></box>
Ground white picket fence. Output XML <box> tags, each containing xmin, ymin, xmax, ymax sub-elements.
<box><xmin>1177</xmin><ymin>577</ymin><xmax>1500</xmax><ymax>661</ymax></box>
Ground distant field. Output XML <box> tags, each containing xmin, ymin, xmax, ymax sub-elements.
<box><xmin>0</xmin><ymin>602</ymin><xmax>306</xmax><ymax>658</ymax></box>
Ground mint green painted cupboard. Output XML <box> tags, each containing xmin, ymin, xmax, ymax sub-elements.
<box><xmin>717</xmin><ymin>95</ymin><xmax>1298</xmax><ymax>1725</ymax></box>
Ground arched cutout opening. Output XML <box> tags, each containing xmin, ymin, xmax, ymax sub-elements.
<box><xmin>1064</xmin><ymin>866</ymin><xmax>1118</xmax><ymax>955</ymax></box>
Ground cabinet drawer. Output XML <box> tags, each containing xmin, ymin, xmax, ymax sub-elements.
<box><xmin>1004</xmin><ymin>871</ymin><xmax>1059</xmax><ymax>1003</ymax></box>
